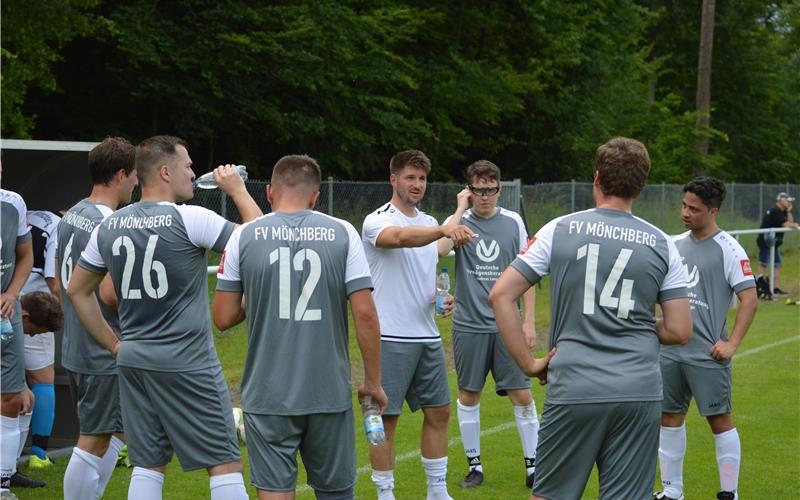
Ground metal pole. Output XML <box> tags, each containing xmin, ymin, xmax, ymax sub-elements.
<box><xmin>327</xmin><ymin>176</ymin><xmax>334</xmax><ymax>216</ymax></box>
<box><xmin>759</xmin><ymin>182</ymin><xmax>763</xmax><ymax>219</ymax></box>
<box><xmin>570</xmin><ymin>179</ymin><xmax>576</xmax><ymax>213</ymax></box>
<box><xmin>660</xmin><ymin>182</ymin><xmax>666</xmax><ymax>229</ymax></box>
<box><xmin>730</xmin><ymin>181</ymin><xmax>735</xmax><ymax>228</ymax></box>
<box><xmin>769</xmin><ymin>230</ymin><xmax>775</xmax><ymax>296</ymax></box>
<box><xmin>221</xmin><ymin>192</ymin><xmax>227</xmax><ymax>220</ymax></box>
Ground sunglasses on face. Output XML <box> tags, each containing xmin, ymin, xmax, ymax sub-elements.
<box><xmin>468</xmin><ymin>185</ymin><xmax>500</xmax><ymax>197</ymax></box>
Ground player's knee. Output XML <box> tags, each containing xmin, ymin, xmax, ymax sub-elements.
<box><xmin>423</xmin><ymin>405</ymin><xmax>450</xmax><ymax>427</ymax></box>
<box><xmin>507</xmin><ymin>389</ymin><xmax>533</xmax><ymax>406</ymax></box>
<box><xmin>314</xmin><ymin>486</ymin><xmax>354</xmax><ymax>500</ymax></box>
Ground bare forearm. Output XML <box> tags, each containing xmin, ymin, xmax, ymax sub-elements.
<box><xmin>494</xmin><ymin>296</ymin><xmax>534</xmax><ymax>370</ymax></box>
<box><xmin>230</xmin><ymin>191</ymin><xmax>263</xmax><ymax>223</ymax></box>
<box><xmin>71</xmin><ymin>294</ymin><xmax>119</xmax><ymax>353</ymax></box>
<box><xmin>355</xmin><ymin>314</ymin><xmax>382</xmax><ymax>388</ymax></box>
<box><xmin>728</xmin><ymin>292</ymin><xmax>758</xmax><ymax>348</ymax></box>
<box><xmin>522</xmin><ymin>287</ymin><xmax>536</xmax><ymax>328</ymax></box>
<box><xmin>379</xmin><ymin>226</ymin><xmax>445</xmax><ymax>248</ymax></box>
<box><xmin>7</xmin><ymin>245</ymin><xmax>33</xmax><ymax>298</ymax></box>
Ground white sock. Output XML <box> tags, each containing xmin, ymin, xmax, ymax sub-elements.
<box><xmin>514</xmin><ymin>402</ymin><xmax>539</xmax><ymax>474</ymax></box>
<box><xmin>421</xmin><ymin>456</ymin><xmax>450</xmax><ymax>500</ymax></box>
<box><xmin>63</xmin><ymin>446</ymin><xmax>101</xmax><ymax>500</ymax></box>
<box><xmin>210</xmin><ymin>472</ymin><xmax>248</xmax><ymax>500</ymax></box>
<box><xmin>372</xmin><ymin>469</ymin><xmax>395</xmax><ymax>500</ymax></box>
<box><xmin>1</xmin><ymin>416</ymin><xmax>20</xmax><ymax>478</ymax></box>
<box><xmin>97</xmin><ymin>436</ymin><xmax>124</xmax><ymax>498</ymax></box>
<box><xmin>17</xmin><ymin>413</ymin><xmax>32</xmax><ymax>459</ymax></box>
<box><xmin>714</xmin><ymin>427</ymin><xmax>741</xmax><ymax>494</ymax></box>
<box><xmin>457</xmin><ymin>400</ymin><xmax>482</xmax><ymax>472</ymax></box>
<box><xmin>658</xmin><ymin>424</ymin><xmax>686</xmax><ymax>498</ymax></box>
<box><xmin>128</xmin><ymin>467</ymin><xmax>164</xmax><ymax>500</ymax></box>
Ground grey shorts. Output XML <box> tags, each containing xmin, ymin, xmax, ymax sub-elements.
<box><xmin>244</xmin><ymin>409</ymin><xmax>355</xmax><ymax>493</ymax></box>
<box><xmin>381</xmin><ymin>340</ymin><xmax>451</xmax><ymax>415</ymax></box>
<box><xmin>660</xmin><ymin>357</ymin><xmax>732</xmax><ymax>416</ymax></box>
<box><xmin>453</xmin><ymin>330</ymin><xmax>530</xmax><ymax>395</ymax></box>
<box><xmin>118</xmin><ymin>364</ymin><xmax>239</xmax><ymax>471</ymax></box>
<box><xmin>67</xmin><ymin>371</ymin><xmax>124</xmax><ymax>435</ymax></box>
<box><xmin>1</xmin><ymin>301</ymin><xmax>26</xmax><ymax>393</ymax></box>
<box><xmin>533</xmin><ymin>401</ymin><xmax>660</xmax><ymax>500</ymax></box>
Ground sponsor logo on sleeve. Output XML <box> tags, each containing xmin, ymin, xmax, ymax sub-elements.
<box><xmin>218</xmin><ymin>250</ymin><xmax>226</xmax><ymax>274</ymax></box>
<box><xmin>740</xmin><ymin>259</ymin><xmax>753</xmax><ymax>276</ymax></box>
<box><xmin>519</xmin><ymin>235</ymin><xmax>536</xmax><ymax>255</ymax></box>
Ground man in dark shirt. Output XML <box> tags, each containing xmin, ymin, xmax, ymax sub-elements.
<box><xmin>756</xmin><ymin>192</ymin><xmax>799</xmax><ymax>294</ymax></box>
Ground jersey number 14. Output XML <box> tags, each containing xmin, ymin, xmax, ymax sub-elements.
<box><xmin>576</xmin><ymin>243</ymin><xmax>635</xmax><ymax>319</ymax></box>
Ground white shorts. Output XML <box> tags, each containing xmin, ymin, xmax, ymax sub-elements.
<box><xmin>24</xmin><ymin>332</ymin><xmax>55</xmax><ymax>371</ymax></box>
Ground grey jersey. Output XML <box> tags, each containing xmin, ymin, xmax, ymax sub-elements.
<box><xmin>1</xmin><ymin>189</ymin><xmax>32</xmax><ymax>293</ymax></box>
<box><xmin>58</xmin><ymin>200</ymin><xmax>120</xmax><ymax>374</ymax></box>
<box><xmin>217</xmin><ymin>210</ymin><xmax>372</xmax><ymax>415</ymax></box>
<box><xmin>662</xmin><ymin>230</ymin><xmax>755</xmax><ymax>368</ymax></box>
<box><xmin>511</xmin><ymin>208</ymin><xmax>688</xmax><ymax>404</ymax></box>
<box><xmin>448</xmin><ymin>208</ymin><xmax>527</xmax><ymax>333</ymax></box>
<box><xmin>79</xmin><ymin>202</ymin><xmax>234</xmax><ymax>372</ymax></box>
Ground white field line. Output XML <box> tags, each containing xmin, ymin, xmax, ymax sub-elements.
<box><xmin>733</xmin><ymin>335</ymin><xmax>799</xmax><ymax>359</ymax></box>
<box><xmin>297</xmin><ymin>335</ymin><xmax>799</xmax><ymax>493</ymax></box>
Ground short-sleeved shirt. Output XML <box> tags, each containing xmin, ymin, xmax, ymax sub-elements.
<box><xmin>362</xmin><ymin>202</ymin><xmax>440</xmax><ymax>343</ymax></box>
<box><xmin>661</xmin><ymin>230</ymin><xmax>756</xmax><ymax>368</ymax></box>
<box><xmin>756</xmin><ymin>206</ymin><xmax>789</xmax><ymax>248</ymax></box>
<box><xmin>58</xmin><ymin>200</ymin><xmax>120</xmax><ymax>374</ymax></box>
<box><xmin>1</xmin><ymin>189</ymin><xmax>32</xmax><ymax>293</ymax></box>
<box><xmin>79</xmin><ymin>202</ymin><xmax>234</xmax><ymax>372</ymax></box>
<box><xmin>217</xmin><ymin>210</ymin><xmax>372</xmax><ymax>415</ymax></box>
<box><xmin>22</xmin><ymin>210</ymin><xmax>60</xmax><ymax>294</ymax></box>
<box><xmin>447</xmin><ymin>208</ymin><xmax>527</xmax><ymax>333</ymax></box>
<box><xmin>510</xmin><ymin>208</ymin><xmax>688</xmax><ymax>404</ymax></box>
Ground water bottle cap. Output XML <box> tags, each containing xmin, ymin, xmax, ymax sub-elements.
<box><xmin>441</xmin><ymin>268</ymin><xmax>448</xmax><ymax>273</ymax></box>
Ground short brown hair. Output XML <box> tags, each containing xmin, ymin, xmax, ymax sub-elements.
<box><xmin>594</xmin><ymin>137</ymin><xmax>651</xmax><ymax>199</ymax></box>
<box><xmin>466</xmin><ymin>160</ymin><xmax>501</xmax><ymax>185</ymax></box>
<box><xmin>271</xmin><ymin>155</ymin><xmax>321</xmax><ymax>192</ymax></box>
<box><xmin>389</xmin><ymin>150</ymin><xmax>431</xmax><ymax>175</ymax></box>
<box><xmin>20</xmin><ymin>292</ymin><xmax>63</xmax><ymax>332</ymax></box>
<box><xmin>89</xmin><ymin>137</ymin><xmax>135</xmax><ymax>186</ymax></box>
<box><xmin>135</xmin><ymin>135</ymin><xmax>189</xmax><ymax>186</ymax></box>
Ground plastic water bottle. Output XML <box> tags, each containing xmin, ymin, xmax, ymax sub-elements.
<box><xmin>361</xmin><ymin>395</ymin><xmax>385</xmax><ymax>445</ymax></box>
<box><xmin>435</xmin><ymin>268</ymin><xmax>450</xmax><ymax>316</ymax></box>
<box><xmin>193</xmin><ymin>165</ymin><xmax>248</xmax><ymax>190</ymax></box>
<box><xmin>0</xmin><ymin>315</ymin><xmax>14</xmax><ymax>345</ymax></box>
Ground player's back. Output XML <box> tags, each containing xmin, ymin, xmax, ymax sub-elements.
<box><xmin>59</xmin><ymin>201</ymin><xmax>121</xmax><ymax>374</ymax></box>
<box><xmin>232</xmin><ymin>210</ymin><xmax>362</xmax><ymax>415</ymax></box>
<box><xmin>89</xmin><ymin>201</ymin><xmax>222</xmax><ymax>372</ymax></box>
<box><xmin>537</xmin><ymin>208</ymin><xmax>685</xmax><ymax>404</ymax></box>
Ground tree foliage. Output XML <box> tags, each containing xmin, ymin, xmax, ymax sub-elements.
<box><xmin>3</xmin><ymin>0</ymin><xmax>797</xmax><ymax>183</ymax></box>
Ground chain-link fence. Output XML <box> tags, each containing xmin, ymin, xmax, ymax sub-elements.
<box><xmin>135</xmin><ymin>180</ymin><xmax>800</xmax><ymax>254</ymax></box>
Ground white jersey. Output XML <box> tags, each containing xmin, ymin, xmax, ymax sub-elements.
<box><xmin>362</xmin><ymin>202</ymin><xmax>440</xmax><ymax>342</ymax></box>
<box><xmin>22</xmin><ymin>210</ymin><xmax>60</xmax><ymax>294</ymax></box>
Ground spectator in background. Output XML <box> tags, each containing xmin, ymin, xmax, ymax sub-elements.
<box><xmin>756</xmin><ymin>192</ymin><xmax>799</xmax><ymax>295</ymax></box>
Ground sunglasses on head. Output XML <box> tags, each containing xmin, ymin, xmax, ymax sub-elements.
<box><xmin>468</xmin><ymin>185</ymin><xmax>500</xmax><ymax>197</ymax></box>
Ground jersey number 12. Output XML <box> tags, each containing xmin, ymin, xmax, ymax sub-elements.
<box><xmin>269</xmin><ymin>247</ymin><xmax>322</xmax><ymax>321</ymax></box>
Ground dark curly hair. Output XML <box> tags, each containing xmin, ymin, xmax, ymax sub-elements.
<box><xmin>683</xmin><ymin>176</ymin><xmax>726</xmax><ymax>209</ymax></box>
<box><xmin>20</xmin><ymin>292</ymin><xmax>63</xmax><ymax>332</ymax></box>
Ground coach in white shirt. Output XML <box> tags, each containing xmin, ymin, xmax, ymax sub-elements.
<box><xmin>362</xmin><ymin>150</ymin><xmax>474</xmax><ymax>500</ymax></box>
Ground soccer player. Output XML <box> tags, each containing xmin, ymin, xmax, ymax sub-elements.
<box><xmin>438</xmin><ymin>160</ymin><xmax>539</xmax><ymax>489</ymax></box>
<box><xmin>490</xmin><ymin>137</ymin><xmax>692</xmax><ymax>500</ymax></box>
<box><xmin>362</xmin><ymin>150</ymin><xmax>474</xmax><ymax>500</ymax></box>
<box><xmin>57</xmin><ymin>137</ymin><xmax>137</xmax><ymax>500</ymax></box>
<box><xmin>0</xmin><ymin>173</ymin><xmax>34</xmax><ymax>498</ymax></box>
<box><xmin>654</xmin><ymin>177</ymin><xmax>758</xmax><ymax>500</ymax></box>
<box><xmin>66</xmin><ymin>135</ymin><xmax>262</xmax><ymax>500</ymax></box>
<box><xmin>21</xmin><ymin>209</ymin><xmax>61</xmax><ymax>470</ymax></box>
<box><xmin>213</xmin><ymin>154</ymin><xmax>387</xmax><ymax>499</ymax></box>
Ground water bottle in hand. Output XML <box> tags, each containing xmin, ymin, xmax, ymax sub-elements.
<box><xmin>435</xmin><ymin>268</ymin><xmax>450</xmax><ymax>316</ymax></box>
<box><xmin>361</xmin><ymin>395</ymin><xmax>385</xmax><ymax>445</ymax></box>
<box><xmin>193</xmin><ymin>165</ymin><xmax>248</xmax><ymax>190</ymax></box>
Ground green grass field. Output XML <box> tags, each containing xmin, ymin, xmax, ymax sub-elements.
<box><xmin>15</xmin><ymin>250</ymin><xmax>799</xmax><ymax>499</ymax></box>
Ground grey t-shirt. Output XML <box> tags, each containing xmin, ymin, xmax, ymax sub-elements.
<box><xmin>79</xmin><ymin>202</ymin><xmax>234</xmax><ymax>372</ymax></box>
<box><xmin>217</xmin><ymin>210</ymin><xmax>373</xmax><ymax>415</ymax></box>
<box><xmin>448</xmin><ymin>208</ymin><xmax>527</xmax><ymax>334</ymax></box>
<box><xmin>1</xmin><ymin>189</ymin><xmax>32</xmax><ymax>293</ymax></box>
<box><xmin>511</xmin><ymin>208</ymin><xmax>688</xmax><ymax>404</ymax></box>
<box><xmin>661</xmin><ymin>230</ymin><xmax>755</xmax><ymax>368</ymax></box>
<box><xmin>58</xmin><ymin>200</ymin><xmax>120</xmax><ymax>374</ymax></box>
